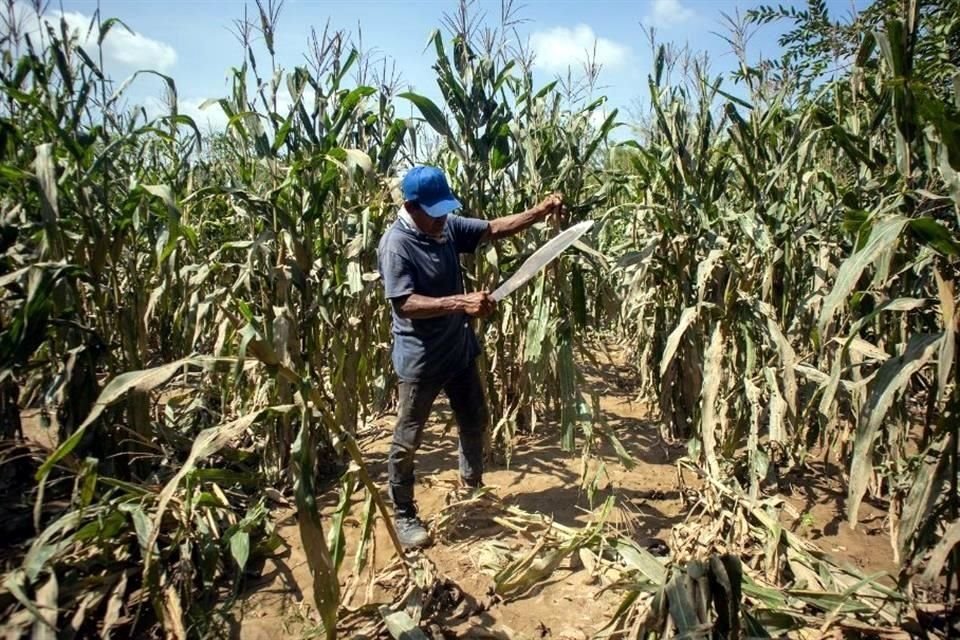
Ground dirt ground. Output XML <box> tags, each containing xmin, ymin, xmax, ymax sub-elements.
<box><xmin>232</xmin><ymin>349</ymin><xmax>898</xmax><ymax>639</ymax></box>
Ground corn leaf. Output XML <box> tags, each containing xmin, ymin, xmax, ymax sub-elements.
<box><xmin>660</xmin><ymin>306</ymin><xmax>699</xmax><ymax>376</ymax></box>
<box><xmin>920</xmin><ymin>519</ymin><xmax>960</xmax><ymax>584</ymax></box>
<box><xmin>935</xmin><ymin>270</ymin><xmax>956</xmax><ymax>406</ymax></box>
<box><xmin>700</xmin><ymin>323</ymin><xmax>724</xmax><ymax>477</ymax></box>
<box><xmin>145</xmin><ymin>404</ymin><xmax>296</xmax><ymax>574</ymax></box>
<box><xmin>819</xmin><ymin>216</ymin><xmax>909</xmax><ymax>337</ymax></box>
<box><xmin>848</xmin><ymin>333</ymin><xmax>943</xmax><ymax>525</ymax></box>
<box><xmin>37</xmin><ymin>357</ymin><xmax>234</xmax><ymax>480</ymax></box>
<box><xmin>379</xmin><ymin>605</ymin><xmax>429</xmax><ymax>640</ymax></box>
<box><xmin>898</xmin><ymin>433</ymin><xmax>951</xmax><ymax>562</ymax></box>
<box><xmin>665</xmin><ymin>573</ymin><xmax>702</xmax><ymax>634</ymax></box>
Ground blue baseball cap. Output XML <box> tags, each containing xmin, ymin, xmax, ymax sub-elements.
<box><xmin>402</xmin><ymin>166</ymin><xmax>462</xmax><ymax>218</ymax></box>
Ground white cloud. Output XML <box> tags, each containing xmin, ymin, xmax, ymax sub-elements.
<box><xmin>11</xmin><ymin>1</ymin><xmax>176</xmax><ymax>71</ymax></box>
<box><xmin>275</xmin><ymin>85</ymin><xmax>318</xmax><ymax>114</ymax></box>
<box><xmin>145</xmin><ymin>83</ymin><xmax>322</xmax><ymax>136</ymax></box>
<box><xmin>140</xmin><ymin>96</ymin><xmax>229</xmax><ymax>134</ymax></box>
<box><xmin>645</xmin><ymin>0</ymin><xmax>696</xmax><ymax>28</ymax></box>
<box><xmin>178</xmin><ymin>98</ymin><xmax>231</xmax><ymax>133</ymax></box>
<box><xmin>530</xmin><ymin>25</ymin><xmax>630</xmax><ymax>72</ymax></box>
<box><xmin>97</xmin><ymin>21</ymin><xmax>176</xmax><ymax>70</ymax></box>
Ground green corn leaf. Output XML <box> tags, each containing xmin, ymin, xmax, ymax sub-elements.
<box><xmin>4</xmin><ymin>570</ymin><xmax>48</xmax><ymax>628</ymax></box>
<box><xmin>533</xmin><ymin>80</ymin><xmax>558</xmax><ymax>101</ymax></box>
<box><xmin>143</xmin><ymin>184</ymin><xmax>180</xmax><ymax>218</ymax></box>
<box><xmin>875</xmin><ymin>21</ymin><xmax>906</xmax><ymax>78</ymax></box>
<box><xmin>908</xmin><ymin>217</ymin><xmax>960</xmax><ymax>256</ymax></box>
<box><xmin>819</xmin><ymin>215</ymin><xmax>909</xmax><ymax>337</ymax></box>
<box><xmin>23</xmin><ymin>510</ymin><xmax>84</xmax><ymax>581</ymax></box>
<box><xmin>229</xmin><ymin>531</ymin><xmax>250</xmax><ymax>572</ymax></box>
<box><xmin>612</xmin><ymin>539</ymin><xmax>667</xmax><ymax>583</ymax></box>
<box><xmin>333</xmin><ymin>49</ymin><xmax>360</xmax><ymax>88</ymax></box>
<box><xmin>292</xmin><ymin>415</ymin><xmax>339</xmax><ymax>640</ymax></box>
<box><xmin>856</xmin><ymin>31</ymin><xmax>877</xmax><ymax>67</ymax></box>
<box><xmin>399</xmin><ymin>92</ymin><xmax>461</xmax><ymax>151</ymax></box>
<box><xmin>353</xmin><ymin>492</ymin><xmax>376</xmax><ymax>575</ymax></box>
<box><xmin>34</xmin><ymin>143</ymin><xmax>63</xmax><ymax>260</ymax></box>
<box><xmin>665</xmin><ymin>572</ymin><xmax>701</xmax><ymax>634</ymax></box>
<box><xmin>98</xmin><ymin>17</ymin><xmax>134</xmax><ymax>45</ymax></box>
<box><xmin>145</xmin><ymin>405</ymin><xmax>296</xmax><ymax>575</ymax></box>
<box><xmin>379</xmin><ymin>606</ymin><xmax>429</xmax><ymax>640</ymax></box>
<box><xmin>584</xmin><ymin>109</ymin><xmax>618</xmax><ymax>163</ymax></box>
<box><xmin>572</xmin><ymin>265</ymin><xmax>586</xmax><ymax>328</ymax></box>
<box><xmin>819</xmin><ymin>297</ymin><xmax>927</xmax><ymax>419</ymax></box>
<box><xmin>716</xmin><ymin>87</ymin><xmax>754</xmax><ymax>110</ymax></box>
<box><xmin>654</xmin><ymin>45</ymin><xmax>666</xmax><ymax>87</ymax></box>
<box><xmin>109</xmin><ymin>69</ymin><xmax>177</xmax><ymax>107</ymax></box>
<box><xmin>119</xmin><ymin>503</ymin><xmax>153</xmax><ymax>554</ymax></box>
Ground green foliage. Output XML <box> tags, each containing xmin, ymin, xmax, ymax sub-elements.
<box><xmin>0</xmin><ymin>1</ymin><xmax>617</xmax><ymax>636</ymax></box>
<box><xmin>614</xmin><ymin>1</ymin><xmax>960</xmax><ymax>627</ymax></box>
<box><xmin>402</xmin><ymin>14</ymin><xmax>622</xmax><ymax>462</ymax></box>
<box><xmin>3</xmin><ymin>0</ymin><xmax>959</xmax><ymax>636</ymax></box>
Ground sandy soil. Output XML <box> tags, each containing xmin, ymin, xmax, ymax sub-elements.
<box><xmin>232</xmin><ymin>349</ymin><xmax>898</xmax><ymax>639</ymax></box>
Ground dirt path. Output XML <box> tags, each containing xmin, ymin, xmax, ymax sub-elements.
<box><xmin>231</xmin><ymin>349</ymin><xmax>897</xmax><ymax>638</ymax></box>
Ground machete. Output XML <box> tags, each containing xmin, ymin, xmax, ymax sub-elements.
<box><xmin>490</xmin><ymin>220</ymin><xmax>594</xmax><ymax>302</ymax></box>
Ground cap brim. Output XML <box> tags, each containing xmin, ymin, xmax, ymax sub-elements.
<box><xmin>420</xmin><ymin>197</ymin><xmax>461</xmax><ymax>218</ymax></box>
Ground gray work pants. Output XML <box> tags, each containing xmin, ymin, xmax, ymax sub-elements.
<box><xmin>387</xmin><ymin>361</ymin><xmax>487</xmax><ymax>515</ymax></box>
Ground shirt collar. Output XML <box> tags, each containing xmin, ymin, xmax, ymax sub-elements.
<box><xmin>398</xmin><ymin>206</ymin><xmax>417</xmax><ymax>231</ymax></box>
<box><xmin>397</xmin><ymin>206</ymin><xmax>446</xmax><ymax>243</ymax></box>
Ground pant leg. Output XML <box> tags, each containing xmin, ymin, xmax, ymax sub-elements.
<box><xmin>443</xmin><ymin>361</ymin><xmax>488</xmax><ymax>484</ymax></box>
<box><xmin>388</xmin><ymin>378</ymin><xmax>442</xmax><ymax>513</ymax></box>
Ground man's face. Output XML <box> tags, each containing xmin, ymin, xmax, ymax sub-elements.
<box><xmin>408</xmin><ymin>203</ymin><xmax>447</xmax><ymax>237</ymax></box>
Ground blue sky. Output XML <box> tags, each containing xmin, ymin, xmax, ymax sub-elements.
<box><xmin>18</xmin><ymin>0</ymin><xmax>870</xmax><ymax>130</ymax></box>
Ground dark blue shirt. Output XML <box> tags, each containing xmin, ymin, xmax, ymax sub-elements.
<box><xmin>377</xmin><ymin>212</ymin><xmax>490</xmax><ymax>381</ymax></box>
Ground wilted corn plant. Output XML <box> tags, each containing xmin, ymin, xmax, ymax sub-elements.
<box><xmin>402</xmin><ymin>0</ymin><xmax>625</xmax><ymax>464</ymax></box>
<box><xmin>0</xmin><ymin>0</ymin><xmax>414</xmax><ymax>636</ymax></box>
<box><xmin>602</xmin><ymin>460</ymin><xmax>923</xmax><ymax>638</ymax></box>
<box><xmin>0</xmin><ymin>5</ymin><xmax>273</xmax><ymax>637</ymax></box>
<box><xmin>613</xmin><ymin>0</ymin><xmax>959</xmax><ymax>632</ymax></box>
<box><xmin>0</xmin><ymin>0</ymin><xmax>629</xmax><ymax>636</ymax></box>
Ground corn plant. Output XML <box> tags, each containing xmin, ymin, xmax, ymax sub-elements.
<box><xmin>0</xmin><ymin>1</ymin><xmax>409</xmax><ymax>635</ymax></box>
<box><xmin>401</xmin><ymin>1</ymin><xmax>624</xmax><ymax>464</ymax></box>
<box><xmin>613</xmin><ymin>0</ymin><xmax>960</xmax><ymax>627</ymax></box>
<box><xmin>0</xmin><ymin>0</ymin><xmax>625</xmax><ymax>636</ymax></box>
<box><xmin>7</xmin><ymin>0</ymin><xmax>958</xmax><ymax>636</ymax></box>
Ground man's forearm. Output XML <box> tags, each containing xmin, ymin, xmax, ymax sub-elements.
<box><xmin>395</xmin><ymin>293</ymin><xmax>468</xmax><ymax>319</ymax></box>
<box><xmin>485</xmin><ymin>206</ymin><xmax>545</xmax><ymax>241</ymax></box>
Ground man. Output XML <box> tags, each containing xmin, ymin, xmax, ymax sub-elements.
<box><xmin>377</xmin><ymin>165</ymin><xmax>562</xmax><ymax>549</ymax></box>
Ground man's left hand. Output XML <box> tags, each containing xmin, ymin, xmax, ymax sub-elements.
<box><xmin>535</xmin><ymin>193</ymin><xmax>564</xmax><ymax>220</ymax></box>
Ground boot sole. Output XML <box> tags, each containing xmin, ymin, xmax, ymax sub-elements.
<box><xmin>400</xmin><ymin>537</ymin><xmax>432</xmax><ymax>550</ymax></box>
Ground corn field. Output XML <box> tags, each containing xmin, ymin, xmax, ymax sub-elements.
<box><xmin>1</xmin><ymin>0</ymin><xmax>958</xmax><ymax>637</ymax></box>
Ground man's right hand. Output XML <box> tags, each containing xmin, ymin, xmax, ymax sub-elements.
<box><xmin>535</xmin><ymin>193</ymin><xmax>564</xmax><ymax>220</ymax></box>
<box><xmin>461</xmin><ymin>291</ymin><xmax>496</xmax><ymax>318</ymax></box>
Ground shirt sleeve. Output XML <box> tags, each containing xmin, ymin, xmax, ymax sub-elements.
<box><xmin>447</xmin><ymin>214</ymin><xmax>490</xmax><ymax>254</ymax></box>
<box><xmin>378</xmin><ymin>248</ymin><xmax>416</xmax><ymax>300</ymax></box>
